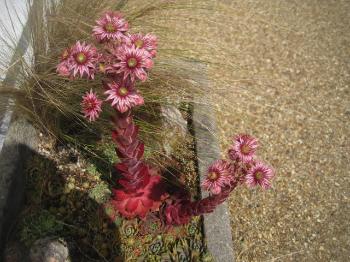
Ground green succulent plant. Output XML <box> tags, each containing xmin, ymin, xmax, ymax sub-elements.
<box><xmin>202</xmin><ymin>252</ymin><xmax>214</xmax><ymax>262</ymax></box>
<box><xmin>86</xmin><ymin>164</ymin><xmax>98</xmax><ymax>175</ymax></box>
<box><xmin>88</xmin><ymin>182</ymin><xmax>111</xmax><ymax>204</ymax></box>
<box><xmin>164</xmin><ymin>234</ymin><xmax>176</xmax><ymax>246</ymax></box>
<box><xmin>149</xmin><ymin>238</ymin><xmax>164</xmax><ymax>255</ymax></box>
<box><xmin>189</xmin><ymin>236</ymin><xmax>203</xmax><ymax>252</ymax></box>
<box><xmin>187</xmin><ymin>223</ymin><xmax>197</xmax><ymax>236</ymax></box>
<box><xmin>140</xmin><ymin>215</ymin><xmax>163</xmax><ymax>236</ymax></box>
<box><xmin>98</xmin><ymin>142</ymin><xmax>119</xmax><ymax>164</ymax></box>
<box><xmin>121</xmin><ymin>219</ymin><xmax>139</xmax><ymax>237</ymax></box>
<box><xmin>19</xmin><ymin>210</ymin><xmax>64</xmax><ymax>246</ymax></box>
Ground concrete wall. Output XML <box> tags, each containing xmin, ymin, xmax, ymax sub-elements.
<box><xmin>0</xmin><ymin>0</ymin><xmax>38</xmax><ymax>255</ymax></box>
<box><xmin>0</xmin><ymin>0</ymin><xmax>32</xmax><ymax>151</ymax></box>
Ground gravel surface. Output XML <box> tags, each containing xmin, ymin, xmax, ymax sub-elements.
<box><xmin>162</xmin><ymin>0</ymin><xmax>349</xmax><ymax>260</ymax></box>
<box><xmin>14</xmin><ymin>0</ymin><xmax>349</xmax><ymax>260</ymax></box>
<box><xmin>205</xmin><ymin>1</ymin><xmax>350</xmax><ymax>261</ymax></box>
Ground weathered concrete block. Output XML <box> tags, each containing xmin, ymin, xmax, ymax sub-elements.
<box><xmin>0</xmin><ymin>117</ymin><xmax>38</xmax><ymax>254</ymax></box>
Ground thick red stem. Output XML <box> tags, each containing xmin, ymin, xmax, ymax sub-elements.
<box><xmin>111</xmin><ymin>109</ymin><xmax>150</xmax><ymax>191</ymax></box>
<box><xmin>164</xmin><ymin>183</ymin><xmax>238</xmax><ymax>225</ymax></box>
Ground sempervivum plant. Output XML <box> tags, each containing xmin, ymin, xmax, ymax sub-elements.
<box><xmin>56</xmin><ymin>11</ymin><xmax>275</xmax><ymax>225</ymax></box>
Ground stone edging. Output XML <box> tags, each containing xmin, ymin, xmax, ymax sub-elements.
<box><xmin>189</xmin><ymin>61</ymin><xmax>234</xmax><ymax>262</ymax></box>
<box><xmin>0</xmin><ymin>118</ymin><xmax>38</xmax><ymax>255</ymax></box>
<box><xmin>192</xmin><ymin>102</ymin><xmax>235</xmax><ymax>262</ymax></box>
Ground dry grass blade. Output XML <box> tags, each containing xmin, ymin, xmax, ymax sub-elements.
<box><xmin>0</xmin><ymin>0</ymin><xmax>223</xmax><ymax>165</ymax></box>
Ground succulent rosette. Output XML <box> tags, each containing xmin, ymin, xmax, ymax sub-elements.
<box><xmin>121</xmin><ymin>219</ymin><xmax>139</xmax><ymax>237</ymax></box>
<box><xmin>139</xmin><ymin>214</ymin><xmax>164</xmax><ymax>235</ymax></box>
<box><xmin>111</xmin><ymin>175</ymin><xmax>165</xmax><ymax>219</ymax></box>
<box><xmin>163</xmin><ymin>201</ymin><xmax>191</xmax><ymax>226</ymax></box>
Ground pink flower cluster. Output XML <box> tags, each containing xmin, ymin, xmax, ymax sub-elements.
<box><xmin>56</xmin><ymin>12</ymin><xmax>157</xmax><ymax>122</ymax></box>
<box><xmin>57</xmin><ymin>42</ymin><xmax>99</xmax><ymax>79</ymax></box>
<box><xmin>56</xmin><ymin>11</ymin><xmax>276</xmax><ymax>225</ymax></box>
<box><xmin>202</xmin><ymin>134</ymin><xmax>274</xmax><ymax>194</ymax></box>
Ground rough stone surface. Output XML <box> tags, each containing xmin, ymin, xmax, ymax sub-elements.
<box><xmin>193</xmin><ymin>102</ymin><xmax>235</xmax><ymax>262</ymax></box>
<box><xmin>160</xmin><ymin>104</ymin><xmax>188</xmax><ymax>156</ymax></box>
<box><xmin>0</xmin><ymin>1</ymin><xmax>40</xmax><ymax>257</ymax></box>
<box><xmin>0</xmin><ymin>117</ymin><xmax>38</xmax><ymax>255</ymax></box>
<box><xmin>29</xmin><ymin>238</ymin><xmax>69</xmax><ymax>262</ymax></box>
<box><xmin>191</xmin><ymin>62</ymin><xmax>234</xmax><ymax>262</ymax></box>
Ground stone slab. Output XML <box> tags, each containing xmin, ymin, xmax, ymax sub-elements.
<box><xmin>191</xmin><ymin>62</ymin><xmax>235</xmax><ymax>262</ymax></box>
<box><xmin>0</xmin><ymin>117</ymin><xmax>38</xmax><ymax>254</ymax></box>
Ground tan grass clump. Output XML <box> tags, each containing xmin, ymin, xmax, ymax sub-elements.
<box><xmin>0</xmin><ymin>0</ymin><xmax>237</xmax><ymax>163</ymax></box>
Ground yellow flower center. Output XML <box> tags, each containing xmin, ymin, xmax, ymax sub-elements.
<box><xmin>127</xmin><ymin>57</ymin><xmax>137</xmax><ymax>68</ymax></box>
<box><xmin>255</xmin><ymin>171</ymin><xmax>263</xmax><ymax>180</ymax></box>
<box><xmin>118</xmin><ymin>87</ymin><xmax>128</xmax><ymax>96</ymax></box>
<box><xmin>105</xmin><ymin>23</ymin><xmax>115</xmax><ymax>33</ymax></box>
<box><xmin>208</xmin><ymin>172</ymin><xmax>218</xmax><ymax>181</ymax></box>
<box><xmin>241</xmin><ymin>144</ymin><xmax>251</xmax><ymax>155</ymax></box>
<box><xmin>76</xmin><ymin>52</ymin><xmax>87</xmax><ymax>64</ymax></box>
<box><xmin>135</xmin><ymin>39</ymin><xmax>144</xmax><ymax>48</ymax></box>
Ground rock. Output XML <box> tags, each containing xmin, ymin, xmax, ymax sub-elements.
<box><xmin>0</xmin><ymin>119</ymin><xmax>38</xmax><ymax>252</ymax></box>
<box><xmin>29</xmin><ymin>238</ymin><xmax>69</xmax><ymax>262</ymax></box>
<box><xmin>160</xmin><ymin>105</ymin><xmax>188</xmax><ymax>156</ymax></box>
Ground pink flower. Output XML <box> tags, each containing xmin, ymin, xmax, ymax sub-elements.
<box><xmin>108</xmin><ymin>45</ymin><xmax>153</xmax><ymax>82</ymax></box>
<box><xmin>128</xmin><ymin>33</ymin><xmax>158</xmax><ymax>57</ymax></box>
<box><xmin>68</xmin><ymin>41</ymin><xmax>99</xmax><ymax>79</ymax></box>
<box><xmin>81</xmin><ymin>89</ymin><xmax>102</xmax><ymax>121</ymax></box>
<box><xmin>201</xmin><ymin>160</ymin><xmax>232</xmax><ymax>195</ymax></box>
<box><xmin>57</xmin><ymin>63</ymin><xmax>70</xmax><ymax>77</ymax></box>
<box><xmin>104</xmin><ymin>81</ymin><xmax>144</xmax><ymax>113</ymax></box>
<box><xmin>229</xmin><ymin>134</ymin><xmax>258</xmax><ymax>163</ymax></box>
<box><xmin>57</xmin><ymin>48</ymin><xmax>71</xmax><ymax>77</ymax></box>
<box><xmin>246</xmin><ymin>162</ymin><xmax>274</xmax><ymax>189</ymax></box>
<box><xmin>93</xmin><ymin>12</ymin><xmax>129</xmax><ymax>43</ymax></box>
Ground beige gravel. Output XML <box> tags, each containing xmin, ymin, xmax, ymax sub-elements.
<box><xmin>45</xmin><ymin>1</ymin><xmax>349</xmax><ymax>261</ymax></box>
<box><xmin>160</xmin><ymin>0</ymin><xmax>349</xmax><ymax>261</ymax></box>
<box><xmin>44</xmin><ymin>1</ymin><xmax>350</xmax><ymax>260</ymax></box>
<box><xmin>69</xmin><ymin>1</ymin><xmax>349</xmax><ymax>260</ymax></box>
<box><xmin>3</xmin><ymin>0</ymin><xmax>349</xmax><ymax>261</ymax></box>
<box><xmin>206</xmin><ymin>1</ymin><xmax>350</xmax><ymax>261</ymax></box>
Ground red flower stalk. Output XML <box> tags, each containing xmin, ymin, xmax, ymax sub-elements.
<box><xmin>111</xmin><ymin>109</ymin><xmax>147</xmax><ymax>190</ymax></box>
<box><xmin>163</xmin><ymin>183</ymin><xmax>238</xmax><ymax>226</ymax></box>
<box><xmin>110</xmin><ymin>109</ymin><xmax>165</xmax><ymax>218</ymax></box>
